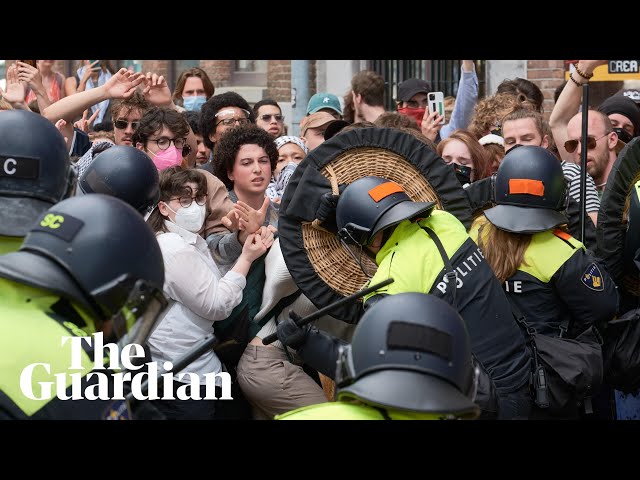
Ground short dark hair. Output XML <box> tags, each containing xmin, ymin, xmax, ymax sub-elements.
<box><xmin>253</xmin><ymin>98</ymin><xmax>281</xmax><ymax>117</ymax></box>
<box><xmin>132</xmin><ymin>107</ymin><xmax>190</xmax><ymax>148</ymax></box>
<box><xmin>147</xmin><ymin>166</ymin><xmax>208</xmax><ymax>234</ymax></box>
<box><xmin>351</xmin><ymin>71</ymin><xmax>385</xmax><ymax>108</ymax></box>
<box><xmin>213</xmin><ymin>124</ymin><xmax>277</xmax><ymax>189</ymax></box>
<box><xmin>200</xmin><ymin>92</ymin><xmax>254</xmax><ymax>151</ymax></box>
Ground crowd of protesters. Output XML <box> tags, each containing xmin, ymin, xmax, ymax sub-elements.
<box><xmin>1</xmin><ymin>59</ymin><xmax>639</xmax><ymax>420</ymax></box>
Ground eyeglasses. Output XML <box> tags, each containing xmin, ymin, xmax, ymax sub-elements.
<box><xmin>215</xmin><ymin>117</ymin><xmax>251</xmax><ymax>127</ymax></box>
<box><xmin>406</xmin><ymin>99</ymin><xmax>429</xmax><ymax>109</ymax></box>
<box><xmin>148</xmin><ymin>137</ymin><xmax>187</xmax><ymax>151</ymax></box>
<box><xmin>114</xmin><ymin>119</ymin><xmax>139</xmax><ymax>130</ymax></box>
<box><xmin>169</xmin><ymin>193</ymin><xmax>207</xmax><ymax>208</ymax></box>
<box><xmin>564</xmin><ymin>133</ymin><xmax>610</xmax><ymax>154</ymax></box>
<box><xmin>259</xmin><ymin>114</ymin><xmax>284</xmax><ymax>123</ymax></box>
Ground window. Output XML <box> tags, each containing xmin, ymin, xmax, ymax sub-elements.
<box><xmin>233</xmin><ymin>60</ymin><xmax>267</xmax><ymax>87</ymax></box>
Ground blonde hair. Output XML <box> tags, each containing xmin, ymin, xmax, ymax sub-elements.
<box><xmin>473</xmin><ymin>215</ymin><xmax>531</xmax><ymax>283</ymax></box>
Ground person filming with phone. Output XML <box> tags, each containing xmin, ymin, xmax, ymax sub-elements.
<box><xmin>396</xmin><ymin>60</ymin><xmax>478</xmax><ymax>143</ymax></box>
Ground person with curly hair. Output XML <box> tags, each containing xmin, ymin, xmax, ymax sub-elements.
<box><xmin>467</xmin><ymin>93</ymin><xmax>535</xmax><ymax>140</ymax></box>
<box><xmin>200</xmin><ymin>91</ymin><xmax>255</xmax><ymax>160</ymax></box>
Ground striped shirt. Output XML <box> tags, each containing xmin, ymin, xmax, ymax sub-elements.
<box><xmin>561</xmin><ymin>161</ymin><xmax>600</xmax><ymax>213</ymax></box>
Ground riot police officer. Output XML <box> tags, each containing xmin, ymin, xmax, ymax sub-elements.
<box><xmin>278</xmin><ymin>175</ymin><xmax>532</xmax><ymax>419</ymax></box>
<box><xmin>0</xmin><ymin>110</ymin><xmax>75</xmax><ymax>254</ymax></box>
<box><xmin>277</xmin><ymin>293</ymin><xmax>480</xmax><ymax>420</ymax></box>
<box><xmin>77</xmin><ymin>145</ymin><xmax>159</xmax><ymax>215</ymax></box>
<box><xmin>0</xmin><ymin>194</ymin><xmax>166</xmax><ymax>419</ymax></box>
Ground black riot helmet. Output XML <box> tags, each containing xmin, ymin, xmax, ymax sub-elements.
<box><xmin>485</xmin><ymin>145</ymin><xmax>568</xmax><ymax>234</ymax></box>
<box><xmin>0</xmin><ymin>195</ymin><xmax>166</xmax><ymax>342</ymax></box>
<box><xmin>78</xmin><ymin>145</ymin><xmax>160</xmax><ymax>215</ymax></box>
<box><xmin>0</xmin><ymin>110</ymin><xmax>75</xmax><ymax>236</ymax></box>
<box><xmin>336</xmin><ymin>176</ymin><xmax>435</xmax><ymax>246</ymax></box>
<box><xmin>335</xmin><ymin>293</ymin><xmax>480</xmax><ymax>418</ymax></box>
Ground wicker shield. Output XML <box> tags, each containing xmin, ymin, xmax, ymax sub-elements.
<box><xmin>597</xmin><ymin>136</ymin><xmax>640</xmax><ymax>290</ymax></box>
<box><xmin>278</xmin><ymin>127</ymin><xmax>473</xmax><ymax>323</ymax></box>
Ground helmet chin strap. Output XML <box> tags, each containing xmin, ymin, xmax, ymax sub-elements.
<box><xmin>339</xmin><ymin>237</ymin><xmax>372</xmax><ymax>279</ymax></box>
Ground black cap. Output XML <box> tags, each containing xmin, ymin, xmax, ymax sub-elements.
<box><xmin>397</xmin><ymin>78</ymin><xmax>431</xmax><ymax>102</ymax></box>
<box><xmin>598</xmin><ymin>95</ymin><xmax>640</xmax><ymax>138</ymax></box>
<box><xmin>323</xmin><ymin>120</ymin><xmax>350</xmax><ymax>140</ymax></box>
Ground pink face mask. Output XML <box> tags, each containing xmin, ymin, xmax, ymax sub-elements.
<box><xmin>149</xmin><ymin>146</ymin><xmax>182</xmax><ymax>171</ymax></box>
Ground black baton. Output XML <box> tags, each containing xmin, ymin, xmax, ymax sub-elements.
<box><xmin>261</xmin><ymin>277</ymin><xmax>394</xmax><ymax>345</ymax></box>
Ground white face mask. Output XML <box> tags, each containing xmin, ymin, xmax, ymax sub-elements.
<box><xmin>164</xmin><ymin>202</ymin><xmax>206</xmax><ymax>233</ymax></box>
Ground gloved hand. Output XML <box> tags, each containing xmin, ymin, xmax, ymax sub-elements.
<box><xmin>316</xmin><ymin>192</ymin><xmax>340</xmax><ymax>223</ymax></box>
<box><xmin>276</xmin><ymin>312</ymin><xmax>310</xmax><ymax>349</ymax></box>
<box><xmin>315</xmin><ymin>185</ymin><xmax>347</xmax><ymax>233</ymax></box>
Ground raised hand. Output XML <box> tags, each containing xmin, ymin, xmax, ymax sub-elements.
<box><xmin>104</xmin><ymin>68</ymin><xmax>145</xmax><ymax>99</ymax></box>
<box><xmin>257</xmin><ymin>225</ymin><xmax>277</xmax><ymax>249</ymax></box>
<box><xmin>15</xmin><ymin>61</ymin><xmax>43</xmax><ymax>90</ymax></box>
<box><xmin>74</xmin><ymin>108</ymin><xmax>100</xmax><ymax>133</ymax></box>
<box><xmin>221</xmin><ymin>209</ymin><xmax>241</xmax><ymax>231</ymax></box>
<box><xmin>240</xmin><ymin>233</ymin><xmax>268</xmax><ymax>262</ymax></box>
<box><xmin>142</xmin><ymin>72</ymin><xmax>172</xmax><ymax>107</ymax></box>
<box><xmin>54</xmin><ymin>119</ymin><xmax>69</xmax><ymax>143</ymax></box>
<box><xmin>420</xmin><ymin>109</ymin><xmax>444</xmax><ymax>141</ymax></box>
<box><xmin>2</xmin><ymin>64</ymin><xmax>26</xmax><ymax>104</ymax></box>
<box><xmin>234</xmin><ymin>196</ymin><xmax>270</xmax><ymax>233</ymax></box>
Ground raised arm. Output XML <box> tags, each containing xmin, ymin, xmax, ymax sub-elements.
<box><xmin>550</xmin><ymin>60</ymin><xmax>607</xmax><ymax>161</ymax></box>
<box><xmin>43</xmin><ymin>68</ymin><xmax>144</xmax><ymax>123</ymax></box>
<box><xmin>439</xmin><ymin>60</ymin><xmax>478</xmax><ymax>140</ymax></box>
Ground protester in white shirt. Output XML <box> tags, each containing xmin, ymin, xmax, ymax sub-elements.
<box><xmin>146</xmin><ymin>166</ymin><xmax>269</xmax><ymax>420</ymax></box>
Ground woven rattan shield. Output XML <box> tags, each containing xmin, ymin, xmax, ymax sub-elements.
<box><xmin>279</xmin><ymin>127</ymin><xmax>473</xmax><ymax>323</ymax></box>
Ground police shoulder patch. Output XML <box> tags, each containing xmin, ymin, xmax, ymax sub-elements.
<box><xmin>581</xmin><ymin>263</ymin><xmax>604</xmax><ymax>291</ymax></box>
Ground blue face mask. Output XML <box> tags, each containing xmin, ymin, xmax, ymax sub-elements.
<box><xmin>183</xmin><ymin>95</ymin><xmax>207</xmax><ymax>112</ymax></box>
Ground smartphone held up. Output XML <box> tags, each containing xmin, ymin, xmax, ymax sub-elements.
<box><xmin>21</xmin><ymin>60</ymin><xmax>38</xmax><ymax>68</ymax></box>
<box><xmin>428</xmin><ymin>92</ymin><xmax>446</xmax><ymax>125</ymax></box>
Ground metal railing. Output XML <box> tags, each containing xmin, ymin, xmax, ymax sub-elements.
<box><xmin>370</xmin><ymin>60</ymin><xmax>486</xmax><ymax>111</ymax></box>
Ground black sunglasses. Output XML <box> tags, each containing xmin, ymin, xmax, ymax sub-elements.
<box><xmin>259</xmin><ymin>114</ymin><xmax>284</xmax><ymax>122</ymax></box>
<box><xmin>114</xmin><ymin>119</ymin><xmax>139</xmax><ymax>130</ymax></box>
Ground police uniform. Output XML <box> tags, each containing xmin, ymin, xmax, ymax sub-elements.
<box><xmin>0</xmin><ymin>194</ymin><xmax>167</xmax><ymax>420</ymax></box>
<box><xmin>363</xmin><ymin>210</ymin><xmax>532</xmax><ymax>416</ymax></box>
<box><xmin>472</xmin><ymin>222</ymin><xmax>618</xmax><ymax>337</ymax></box>
<box><xmin>278</xmin><ymin>293</ymin><xmax>482</xmax><ymax>420</ymax></box>
<box><xmin>0</xmin><ymin>278</ymin><xmax>116</xmax><ymax>420</ymax></box>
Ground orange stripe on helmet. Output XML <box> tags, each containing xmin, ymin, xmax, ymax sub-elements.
<box><xmin>368</xmin><ymin>181</ymin><xmax>404</xmax><ymax>202</ymax></box>
<box><xmin>509</xmin><ymin>179</ymin><xmax>544</xmax><ymax>196</ymax></box>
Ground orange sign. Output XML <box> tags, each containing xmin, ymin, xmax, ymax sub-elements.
<box><xmin>565</xmin><ymin>60</ymin><xmax>640</xmax><ymax>81</ymax></box>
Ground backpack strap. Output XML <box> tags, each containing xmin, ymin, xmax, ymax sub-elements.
<box><xmin>420</xmin><ymin>225</ymin><xmax>457</xmax><ymax>308</ymax></box>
